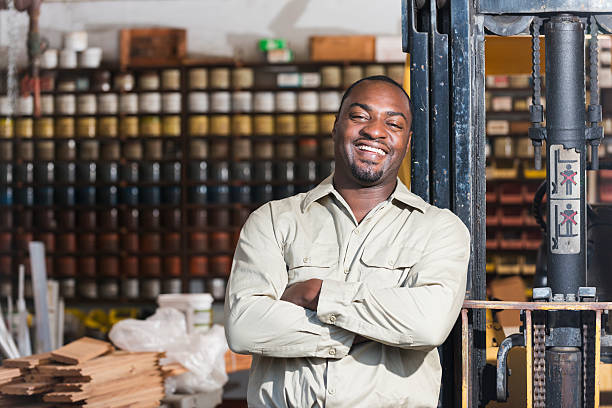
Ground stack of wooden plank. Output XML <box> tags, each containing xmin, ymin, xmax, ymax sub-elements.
<box><xmin>0</xmin><ymin>337</ymin><xmax>167</xmax><ymax>408</ymax></box>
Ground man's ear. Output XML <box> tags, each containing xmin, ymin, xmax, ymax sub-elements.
<box><xmin>407</xmin><ymin>131</ymin><xmax>413</xmax><ymax>150</ymax></box>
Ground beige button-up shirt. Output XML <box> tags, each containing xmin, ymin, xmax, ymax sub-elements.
<box><xmin>225</xmin><ymin>175</ymin><xmax>470</xmax><ymax>408</ymax></box>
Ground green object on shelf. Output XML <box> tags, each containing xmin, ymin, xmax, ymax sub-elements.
<box><xmin>259</xmin><ymin>38</ymin><xmax>287</xmax><ymax>52</ymax></box>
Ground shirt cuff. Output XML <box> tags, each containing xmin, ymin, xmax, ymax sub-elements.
<box><xmin>317</xmin><ymin>279</ymin><xmax>362</xmax><ymax>326</ymax></box>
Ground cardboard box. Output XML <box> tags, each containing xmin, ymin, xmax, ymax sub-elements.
<box><xmin>310</xmin><ymin>36</ymin><xmax>376</xmax><ymax>62</ymax></box>
<box><xmin>375</xmin><ymin>36</ymin><xmax>405</xmax><ymax>62</ymax></box>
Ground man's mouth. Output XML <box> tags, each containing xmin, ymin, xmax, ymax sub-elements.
<box><xmin>356</xmin><ymin>144</ymin><xmax>387</xmax><ymax>156</ymax></box>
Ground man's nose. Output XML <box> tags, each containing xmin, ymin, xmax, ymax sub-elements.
<box><xmin>361</xmin><ymin>118</ymin><xmax>387</xmax><ymax>139</ymax></box>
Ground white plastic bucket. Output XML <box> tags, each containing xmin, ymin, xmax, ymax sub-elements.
<box><xmin>158</xmin><ymin>293</ymin><xmax>214</xmax><ymax>334</ymax></box>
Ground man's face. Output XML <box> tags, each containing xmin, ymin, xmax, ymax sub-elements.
<box><xmin>333</xmin><ymin>80</ymin><xmax>413</xmax><ymax>186</ymax></box>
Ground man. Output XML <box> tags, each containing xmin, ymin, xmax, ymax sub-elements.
<box><xmin>225</xmin><ymin>76</ymin><xmax>470</xmax><ymax>407</ymax></box>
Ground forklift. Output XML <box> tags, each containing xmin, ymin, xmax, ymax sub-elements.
<box><xmin>403</xmin><ymin>0</ymin><xmax>612</xmax><ymax>406</ymax></box>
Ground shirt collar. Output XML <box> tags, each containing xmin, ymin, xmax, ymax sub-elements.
<box><xmin>300</xmin><ymin>173</ymin><xmax>428</xmax><ymax>213</ymax></box>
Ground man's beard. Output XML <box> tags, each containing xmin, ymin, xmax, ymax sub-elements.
<box><xmin>350</xmin><ymin>160</ymin><xmax>383</xmax><ymax>183</ymax></box>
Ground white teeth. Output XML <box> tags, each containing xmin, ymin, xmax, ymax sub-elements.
<box><xmin>357</xmin><ymin>145</ymin><xmax>386</xmax><ymax>155</ymax></box>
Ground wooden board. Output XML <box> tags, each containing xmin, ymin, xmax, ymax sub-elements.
<box><xmin>120</xmin><ymin>28</ymin><xmax>186</xmax><ymax>68</ymax></box>
<box><xmin>1</xmin><ymin>380</ymin><xmax>57</xmax><ymax>395</ymax></box>
<box><xmin>51</xmin><ymin>337</ymin><xmax>114</xmax><ymax>365</ymax></box>
<box><xmin>0</xmin><ymin>367</ymin><xmax>21</xmax><ymax>384</ymax></box>
<box><xmin>3</xmin><ymin>353</ymin><xmax>52</xmax><ymax>369</ymax></box>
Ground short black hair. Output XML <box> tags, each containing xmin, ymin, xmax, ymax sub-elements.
<box><xmin>338</xmin><ymin>75</ymin><xmax>413</xmax><ymax>125</ymax></box>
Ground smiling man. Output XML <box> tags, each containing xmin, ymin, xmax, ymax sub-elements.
<box><xmin>225</xmin><ymin>76</ymin><xmax>470</xmax><ymax>408</ymax></box>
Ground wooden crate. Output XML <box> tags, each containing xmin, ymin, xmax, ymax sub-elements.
<box><xmin>120</xmin><ymin>28</ymin><xmax>186</xmax><ymax>68</ymax></box>
<box><xmin>310</xmin><ymin>35</ymin><xmax>375</xmax><ymax>62</ymax></box>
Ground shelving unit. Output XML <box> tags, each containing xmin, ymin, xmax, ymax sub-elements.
<box><xmin>0</xmin><ymin>61</ymin><xmax>405</xmax><ymax>305</ymax></box>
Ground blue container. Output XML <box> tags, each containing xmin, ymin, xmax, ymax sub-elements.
<box><xmin>15</xmin><ymin>187</ymin><xmax>34</xmax><ymax>205</ymax></box>
<box><xmin>0</xmin><ymin>187</ymin><xmax>13</xmax><ymax>205</ymax></box>
<box><xmin>162</xmin><ymin>186</ymin><xmax>181</xmax><ymax>204</ymax></box>
<box><xmin>209</xmin><ymin>185</ymin><xmax>230</xmax><ymax>204</ymax></box>
<box><xmin>120</xmin><ymin>187</ymin><xmax>139</xmax><ymax>205</ymax></box>
<box><xmin>253</xmin><ymin>184</ymin><xmax>273</xmax><ymax>203</ymax></box>
<box><xmin>97</xmin><ymin>186</ymin><xmax>118</xmax><ymax>206</ymax></box>
<box><xmin>189</xmin><ymin>185</ymin><xmax>208</xmax><ymax>205</ymax></box>
<box><xmin>274</xmin><ymin>185</ymin><xmax>295</xmax><ymax>200</ymax></box>
<box><xmin>232</xmin><ymin>186</ymin><xmax>251</xmax><ymax>204</ymax></box>
<box><xmin>140</xmin><ymin>187</ymin><xmax>161</xmax><ymax>205</ymax></box>
<box><xmin>55</xmin><ymin>187</ymin><xmax>75</xmax><ymax>206</ymax></box>
<box><xmin>34</xmin><ymin>163</ymin><xmax>55</xmax><ymax>183</ymax></box>
<box><xmin>77</xmin><ymin>187</ymin><xmax>96</xmax><ymax>205</ymax></box>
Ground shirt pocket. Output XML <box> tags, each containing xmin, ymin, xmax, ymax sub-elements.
<box><xmin>286</xmin><ymin>243</ymin><xmax>338</xmax><ymax>285</ymax></box>
<box><xmin>360</xmin><ymin>246</ymin><xmax>422</xmax><ymax>289</ymax></box>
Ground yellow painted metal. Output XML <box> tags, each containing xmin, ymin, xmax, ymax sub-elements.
<box><xmin>525</xmin><ymin>310</ymin><xmax>533</xmax><ymax>408</ymax></box>
<box><xmin>596</xmin><ymin>310</ymin><xmax>602</xmax><ymax>408</ymax></box>
<box><xmin>462</xmin><ymin>308</ymin><xmax>469</xmax><ymax>408</ymax></box>
<box><xmin>398</xmin><ymin>53</ymin><xmax>411</xmax><ymax>188</ymax></box>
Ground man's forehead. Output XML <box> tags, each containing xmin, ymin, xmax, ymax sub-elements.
<box><xmin>344</xmin><ymin>81</ymin><xmax>411</xmax><ymax>112</ymax></box>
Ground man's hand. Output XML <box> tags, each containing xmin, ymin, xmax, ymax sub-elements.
<box><xmin>280</xmin><ymin>279</ymin><xmax>322</xmax><ymax>311</ymax></box>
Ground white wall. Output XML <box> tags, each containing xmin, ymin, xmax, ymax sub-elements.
<box><xmin>1</xmin><ymin>0</ymin><xmax>403</xmax><ymax>66</ymax></box>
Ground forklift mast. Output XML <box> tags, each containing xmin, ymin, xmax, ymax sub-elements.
<box><xmin>402</xmin><ymin>1</ymin><xmax>612</xmax><ymax>407</ymax></box>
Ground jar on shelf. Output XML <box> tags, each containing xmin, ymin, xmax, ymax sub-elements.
<box><xmin>321</xmin><ymin>138</ymin><xmax>335</xmax><ymax>158</ymax></box>
<box><xmin>139</xmin><ymin>71</ymin><xmax>160</xmax><ymax>90</ymax></box>
<box><xmin>319</xmin><ymin>91</ymin><xmax>341</xmax><ymax>112</ymax></box>
<box><xmin>15</xmin><ymin>118</ymin><xmax>33</xmax><ymax>138</ymax></box>
<box><xmin>140</xmin><ymin>116</ymin><xmax>161</xmax><ymax>137</ymax></box>
<box><xmin>114</xmin><ymin>73</ymin><xmax>135</xmax><ymax>92</ymax></box>
<box><xmin>364</xmin><ymin>64</ymin><xmax>385</xmax><ymax>77</ymax></box>
<box><xmin>297</xmin><ymin>91</ymin><xmax>319</xmax><ymax>112</ymax></box>
<box><xmin>56</xmin><ymin>140</ymin><xmax>76</xmax><ymax>160</ymax></box>
<box><xmin>232</xmin><ymin>91</ymin><xmax>252</xmax><ymax>112</ymax></box>
<box><xmin>17</xmin><ymin>96</ymin><xmax>33</xmax><ymax>116</ymax></box>
<box><xmin>79</xmin><ymin>140</ymin><xmax>99</xmax><ymax>160</ymax></box>
<box><xmin>233</xmin><ymin>139</ymin><xmax>252</xmax><ymax>160</ymax></box>
<box><xmin>162</xmin><ymin>116</ymin><xmax>181</xmax><ymax>137</ymax></box>
<box><xmin>36</xmin><ymin>141</ymin><xmax>54</xmax><ymax>161</ymax></box>
<box><xmin>189</xmin><ymin>92</ymin><xmax>209</xmax><ymax>113</ymax></box>
<box><xmin>276</xmin><ymin>141</ymin><xmax>296</xmax><ymax>159</ymax></box>
<box><xmin>232</xmin><ymin>67</ymin><xmax>254</xmax><ymax>89</ymax></box>
<box><xmin>320</xmin><ymin>66</ymin><xmax>342</xmax><ymax>88</ymax></box>
<box><xmin>76</xmin><ymin>117</ymin><xmax>96</xmax><ymax>138</ymax></box>
<box><xmin>189</xmin><ymin>68</ymin><xmax>208</xmax><ymax>89</ymax></box>
<box><xmin>209</xmin><ymin>140</ymin><xmax>229</xmax><ymax>159</ymax></box>
<box><xmin>231</xmin><ymin>114</ymin><xmax>252</xmax><ymax>136</ymax></box>
<box><xmin>161</xmin><ymin>69</ymin><xmax>181</xmax><ymax>90</ymax></box>
<box><xmin>119</xmin><ymin>94</ymin><xmax>138</xmax><ymax>114</ymax></box>
<box><xmin>0</xmin><ymin>118</ymin><xmax>13</xmax><ymax>139</ymax></box>
<box><xmin>56</xmin><ymin>94</ymin><xmax>76</xmax><ymax>115</ymax></box>
<box><xmin>210</xmin><ymin>68</ymin><xmax>230</xmax><ymax>89</ymax></box>
<box><xmin>210</xmin><ymin>115</ymin><xmax>231</xmax><ymax>136</ymax></box>
<box><xmin>297</xmin><ymin>114</ymin><xmax>318</xmax><ymax>135</ymax></box>
<box><xmin>162</xmin><ymin>92</ymin><xmax>182</xmax><ymax>113</ymax></box>
<box><xmin>120</xmin><ymin>116</ymin><xmax>139</xmax><ymax>138</ymax></box>
<box><xmin>387</xmin><ymin>65</ymin><xmax>405</xmax><ymax>85</ymax></box>
<box><xmin>276</xmin><ymin>114</ymin><xmax>296</xmax><ymax>136</ymax></box>
<box><xmin>34</xmin><ymin>118</ymin><xmax>54</xmax><ymax>138</ymax></box>
<box><xmin>189</xmin><ymin>115</ymin><xmax>209</xmax><ymax>136</ymax></box>
<box><xmin>343</xmin><ymin>66</ymin><xmax>364</xmax><ymax>88</ymax></box>
<box><xmin>139</xmin><ymin>92</ymin><xmax>162</xmax><ymax>113</ymax></box>
<box><xmin>77</xmin><ymin>94</ymin><xmax>97</xmax><ymax>115</ymax></box>
<box><xmin>98</xmin><ymin>117</ymin><xmax>118</xmax><ymax>138</ymax></box>
<box><xmin>55</xmin><ymin>117</ymin><xmax>75</xmax><ymax>138</ymax></box>
<box><xmin>97</xmin><ymin>93</ymin><xmax>118</xmax><ymax>114</ymax></box>
<box><xmin>253</xmin><ymin>92</ymin><xmax>275</xmax><ymax>112</ymax></box>
<box><xmin>253</xmin><ymin>115</ymin><xmax>274</xmax><ymax>135</ymax></box>
<box><xmin>211</xmin><ymin>92</ymin><xmax>231</xmax><ymax>113</ymax></box>
<box><xmin>275</xmin><ymin>91</ymin><xmax>297</xmax><ymax>112</ymax></box>
<box><xmin>190</xmin><ymin>140</ymin><xmax>208</xmax><ymax>159</ymax></box>
<box><xmin>40</xmin><ymin>95</ymin><xmax>54</xmax><ymax>115</ymax></box>
<box><xmin>299</xmin><ymin>138</ymin><xmax>318</xmax><ymax>158</ymax></box>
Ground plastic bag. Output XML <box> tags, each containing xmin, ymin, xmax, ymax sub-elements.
<box><xmin>109</xmin><ymin>307</ymin><xmax>228</xmax><ymax>393</ymax></box>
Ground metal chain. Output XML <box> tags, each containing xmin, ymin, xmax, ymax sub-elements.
<box><xmin>533</xmin><ymin>324</ymin><xmax>546</xmax><ymax>407</ymax></box>
<box><xmin>531</xmin><ymin>17</ymin><xmax>543</xmax><ymax>107</ymax></box>
<box><xmin>589</xmin><ymin>16</ymin><xmax>599</xmax><ymax>108</ymax></box>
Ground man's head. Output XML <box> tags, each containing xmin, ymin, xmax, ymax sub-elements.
<box><xmin>332</xmin><ymin>75</ymin><xmax>413</xmax><ymax>188</ymax></box>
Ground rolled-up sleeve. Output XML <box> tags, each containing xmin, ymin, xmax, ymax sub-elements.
<box><xmin>316</xmin><ymin>209</ymin><xmax>470</xmax><ymax>349</ymax></box>
<box><xmin>224</xmin><ymin>203</ymin><xmax>355</xmax><ymax>358</ymax></box>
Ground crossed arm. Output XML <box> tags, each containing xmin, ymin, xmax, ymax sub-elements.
<box><xmin>224</xmin><ymin>205</ymin><xmax>470</xmax><ymax>358</ymax></box>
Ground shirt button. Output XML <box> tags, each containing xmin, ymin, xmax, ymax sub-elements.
<box><xmin>328</xmin><ymin>388</ymin><xmax>336</xmax><ymax>395</ymax></box>
<box><xmin>329</xmin><ymin>348</ymin><xmax>336</xmax><ymax>356</ymax></box>
<box><xmin>329</xmin><ymin>315</ymin><xmax>336</xmax><ymax>323</ymax></box>
<box><xmin>303</xmin><ymin>257</ymin><xmax>310</xmax><ymax>264</ymax></box>
<box><xmin>343</xmin><ymin>268</ymin><xmax>349</xmax><ymax>274</ymax></box>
